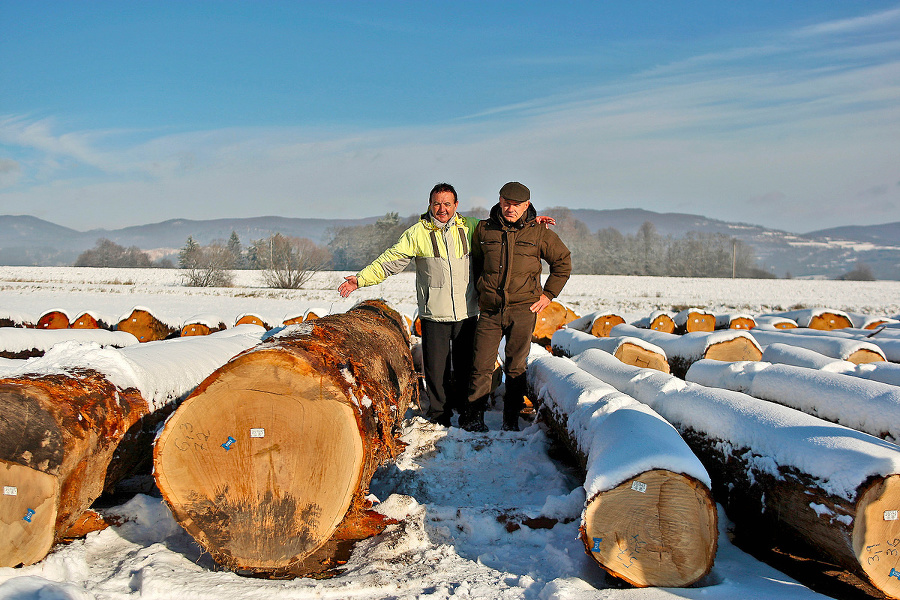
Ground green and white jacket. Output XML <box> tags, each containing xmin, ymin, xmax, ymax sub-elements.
<box><xmin>356</xmin><ymin>212</ymin><xmax>480</xmax><ymax>322</ymax></box>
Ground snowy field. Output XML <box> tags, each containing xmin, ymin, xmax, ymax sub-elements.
<box><xmin>1</xmin><ymin>266</ymin><xmax>897</xmax><ymax>600</ymax></box>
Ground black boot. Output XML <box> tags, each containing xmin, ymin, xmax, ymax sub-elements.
<box><xmin>459</xmin><ymin>399</ymin><xmax>488</xmax><ymax>432</ymax></box>
<box><xmin>502</xmin><ymin>374</ymin><xmax>526</xmax><ymax>432</ymax></box>
<box><xmin>501</xmin><ymin>412</ymin><xmax>520</xmax><ymax>432</ymax></box>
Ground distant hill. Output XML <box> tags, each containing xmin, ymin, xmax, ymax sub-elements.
<box><xmin>3</xmin><ymin>211</ymin><xmax>900</xmax><ymax>279</ymax></box>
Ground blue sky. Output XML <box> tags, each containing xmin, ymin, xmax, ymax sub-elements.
<box><xmin>1</xmin><ymin>1</ymin><xmax>899</xmax><ymax>233</ymax></box>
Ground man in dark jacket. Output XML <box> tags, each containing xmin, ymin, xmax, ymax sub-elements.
<box><xmin>460</xmin><ymin>181</ymin><xmax>572</xmax><ymax>432</ymax></box>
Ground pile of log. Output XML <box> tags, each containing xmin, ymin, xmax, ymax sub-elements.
<box><xmin>527</xmin><ymin>348</ymin><xmax>716</xmax><ymax>587</ymax></box>
<box><xmin>153</xmin><ymin>300</ymin><xmax>417</xmax><ymax>577</ymax></box>
<box><xmin>569</xmin><ymin>347</ymin><xmax>900</xmax><ymax>600</ymax></box>
<box><xmin>0</xmin><ymin>325</ymin><xmax>267</xmax><ymax>567</ymax></box>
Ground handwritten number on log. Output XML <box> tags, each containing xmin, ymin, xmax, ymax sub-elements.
<box><xmin>173</xmin><ymin>422</ymin><xmax>211</xmax><ymax>452</ymax></box>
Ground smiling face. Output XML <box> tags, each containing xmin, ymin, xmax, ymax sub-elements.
<box><xmin>429</xmin><ymin>190</ymin><xmax>458</xmax><ymax>224</ymax></box>
<box><xmin>499</xmin><ymin>196</ymin><xmax>530</xmax><ymax>223</ymax></box>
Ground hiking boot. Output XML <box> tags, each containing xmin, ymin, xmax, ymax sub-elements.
<box><xmin>501</xmin><ymin>414</ymin><xmax>520</xmax><ymax>432</ymax></box>
<box><xmin>459</xmin><ymin>405</ymin><xmax>488</xmax><ymax>433</ymax></box>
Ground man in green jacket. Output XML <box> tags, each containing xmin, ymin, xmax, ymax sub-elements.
<box><xmin>461</xmin><ymin>181</ymin><xmax>572</xmax><ymax>432</ymax></box>
<box><xmin>338</xmin><ymin>183</ymin><xmax>479</xmax><ymax>426</ymax></box>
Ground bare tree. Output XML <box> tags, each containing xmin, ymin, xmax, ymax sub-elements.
<box><xmin>179</xmin><ymin>237</ymin><xmax>234</xmax><ymax>287</ymax></box>
<box><xmin>252</xmin><ymin>233</ymin><xmax>331</xmax><ymax>289</ymax></box>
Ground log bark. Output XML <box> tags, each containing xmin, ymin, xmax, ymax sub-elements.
<box><xmin>533</xmin><ymin>300</ymin><xmax>579</xmax><ymax>346</ymax></box>
<box><xmin>571</xmin><ymin>348</ymin><xmax>900</xmax><ymax>600</ymax></box>
<box><xmin>153</xmin><ymin>300</ymin><xmax>417</xmax><ymax>577</ymax></box>
<box><xmin>527</xmin><ymin>352</ymin><xmax>716</xmax><ymax>587</ymax></box>
<box><xmin>116</xmin><ymin>308</ymin><xmax>179</xmax><ymax>342</ymax></box>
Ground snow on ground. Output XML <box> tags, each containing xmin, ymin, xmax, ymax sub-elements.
<box><xmin>2</xmin><ymin>267</ymin><xmax>894</xmax><ymax>599</ymax></box>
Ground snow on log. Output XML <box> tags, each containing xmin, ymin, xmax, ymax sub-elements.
<box><xmin>685</xmin><ymin>359</ymin><xmax>900</xmax><ymax>442</ymax></box>
<box><xmin>180</xmin><ymin>314</ymin><xmax>227</xmax><ymax>337</ymax></box>
<box><xmin>234</xmin><ymin>313</ymin><xmax>271</xmax><ymax>329</ymax></box>
<box><xmin>570</xmin><ymin>348</ymin><xmax>900</xmax><ymax>599</ymax></box>
<box><xmin>608</xmin><ymin>324</ymin><xmax>762</xmax><ymax>378</ymax></box>
<box><xmin>533</xmin><ymin>300</ymin><xmax>579</xmax><ymax>346</ymax></box>
<box><xmin>766</xmin><ymin>326</ymin><xmax>900</xmax><ymax>363</ymax></box>
<box><xmin>673</xmin><ymin>308</ymin><xmax>715</xmax><ymax>334</ymax></box>
<box><xmin>0</xmin><ymin>328</ymin><xmax>138</xmax><ymax>359</ymax></box>
<box><xmin>753</xmin><ymin>315</ymin><xmax>797</xmax><ymax>329</ymax></box>
<box><xmin>36</xmin><ymin>309</ymin><xmax>70</xmax><ymax>330</ymax></box>
<box><xmin>303</xmin><ymin>307</ymin><xmax>328</xmax><ymax>321</ymax></box>
<box><xmin>565</xmin><ymin>310</ymin><xmax>625</xmax><ymax>338</ymax></box>
<box><xmin>0</xmin><ymin>325</ymin><xmax>267</xmax><ymax>567</ymax></box>
<box><xmin>632</xmin><ymin>311</ymin><xmax>676</xmax><ymax>333</ymax></box>
<box><xmin>551</xmin><ymin>328</ymin><xmax>670</xmax><ymax>373</ymax></box>
<box><xmin>750</xmin><ymin>327</ymin><xmax>886</xmax><ymax>364</ymax></box>
<box><xmin>762</xmin><ymin>343</ymin><xmax>900</xmax><ymax>388</ymax></box>
<box><xmin>153</xmin><ymin>300</ymin><xmax>417</xmax><ymax>577</ymax></box>
<box><xmin>116</xmin><ymin>307</ymin><xmax>180</xmax><ymax>342</ymax></box>
<box><xmin>763</xmin><ymin>308</ymin><xmax>853</xmax><ymax>330</ymax></box>
<box><xmin>0</xmin><ymin>309</ymin><xmax>31</xmax><ymax>328</ymax></box>
<box><xmin>848</xmin><ymin>313</ymin><xmax>899</xmax><ymax>330</ymax></box>
<box><xmin>526</xmin><ymin>352</ymin><xmax>716</xmax><ymax>587</ymax></box>
<box><xmin>714</xmin><ymin>313</ymin><xmax>756</xmax><ymax>330</ymax></box>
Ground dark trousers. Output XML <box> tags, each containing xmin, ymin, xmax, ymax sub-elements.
<box><xmin>420</xmin><ymin>316</ymin><xmax>477</xmax><ymax>418</ymax></box>
<box><xmin>467</xmin><ymin>305</ymin><xmax>537</xmax><ymax>416</ymax></box>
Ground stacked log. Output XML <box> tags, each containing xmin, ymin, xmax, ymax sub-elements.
<box><xmin>633</xmin><ymin>311</ymin><xmax>676</xmax><ymax>334</ymax></box>
<box><xmin>552</xmin><ymin>328</ymin><xmax>670</xmax><ymax>373</ymax></box>
<box><xmin>153</xmin><ymin>300</ymin><xmax>417</xmax><ymax>577</ymax></box>
<box><xmin>714</xmin><ymin>313</ymin><xmax>756</xmax><ymax>330</ymax></box>
<box><xmin>527</xmin><ymin>350</ymin><xmax>716</xmax><ymax>587</ymax></box>
<box><xmin>116</xmin><ymin>307</ymin><xmax>179</xmax><ymax>342</ymax></box>
<box><xmin>686</xmin><ymin>359</ymin><xmax>900</xmax><ymax>442</ymax></box>
<box><xmin>608</xmin><ymin>324</ymin><xmax>762</xmax><ymax>378</ymax></box>
<box><xmin>565</xmin><ymin>310</ymin><xmax>624</xmax><ymax>338</ymax></box>
<box><xmin>533</xmin><ymin>300</ymin><xmax>579</xmax><ymax>346</ymax></box>
<box><xmin>749</xmin><ymin>327</ymin><xmax>885</xmax><ymax>364</ymax></box>
<box><xmin>570</xmin><ymin>348</ymin><xmax>900</xmax><ymax>600</ymax></box>
<box><xmin>0</xmin><ymin>325</ymin><xmax>267</xmax><ymax>567</ymax></box>
<box><xmin>36</xmin><ymin>310</ymin><xmax>70</xmax><ymax>330</ymax></box>
<box><xmin>673</xmin><ymin>308</ymin><xmax>715</xmax><ymax>334</ymax></box>
<box><xmin>0</xmin><ymin>329</ymin><xmax>138</xmax><ymax>360</ymax></box>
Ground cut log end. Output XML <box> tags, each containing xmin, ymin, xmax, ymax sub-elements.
<box><xmin>809</xmin><ymin>314</ymin><xmax>853</xmax><ymax>330</ymax></box>
<box><xmin>703</xmin><ymin>338</ymin><xmax>763</xmax><ymax>363</ymax></box>
<box><xmin>154</xmin><ymin>350</ymin><xmax>365</xmax><ymax>573</ymax></box>
<box><xmin>0</xmin><ymin>460</ymin><xmax>59</xmax><ymax>567</ymax></box>
<box><xmin>581</xmin><ymin>470</ymin><xmax>717</xmax><ymax>588</ymax></box>
<box><xmin>847</xmin><ymin>349</ymin><xmax>886</xmax><ymax>365</ymax></box>
<box><xmin>591</xmin><ymin>315</ymin><xmax>625</xmax><ymax>338</ymax></box>
<box><xmin>682</xmin><ymin>313</ymin><xmax>715</xmax><ymax>333</ymax></box>
<box><xmin>613</xmin><ymin>342</ymin><xmax>670</xmax><ymax>373</ymax></box>
<box><xmin>728</xmin><ymin>317</ymin><xmax>756</xmax><ymax>330</ymax></box>
<box><xmin>533</xmin><ymin>302</ymin><xmax>579</xmax><ymax>346</ymax></box>
<box><xmin>853</xmin><ymin>475</ymin><xmax>900</xmax><ymax>598</ymax></box>
<box><xmin>649</xmin><ymin>315</ymin><xmax>676</xmax><ymax>333</ymax></box>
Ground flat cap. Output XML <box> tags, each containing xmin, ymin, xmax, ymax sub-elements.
<box><xmin>499</xmin><ymin>181</ymin><xmax>530</xmax><ymax>203</ymax></box>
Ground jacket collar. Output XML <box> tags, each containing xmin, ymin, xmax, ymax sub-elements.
<box><xmin>489</xmin><ymin>202</ymin><xmax>537</xmax><ymax>229</ymax></box>
<box><xmin>422</xmin><ymin>211</ymin><xmax>461</xmax><ymax>231</ymax></box>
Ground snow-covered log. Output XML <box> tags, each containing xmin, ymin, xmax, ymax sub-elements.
<box><xmin>71</xmin><ymin>311</ymin><xmax>113</xmax><ymax>330</ymax></box>
<box><xmin>762</xmin><ymin>343</ymin><xmax>900</xmax><ymax>388</ymax></box>
<box><xmin>0</xmin><ymin>328</ymin><xmax>138</xmax><ymax>359</ymax></box>
<box><xmin>673</xmin><ymin>308</ymin><xmax>715</xmax><ymax>334</ymax></box>
<box><xmin>608</xmin><ymin>324</ymin><xmax>762</xmax><ymax>378</ymax></box>
<box><xmin>750</xmin><ymin>327</ymin><xmax>886</xmax><ymax>364</ymax></box>
<box><xmin>632</xmin><ymin>310</ymin><xmax>676</xmax><ymax>333</ymax></box>
<box><xmin>36</xmin><ymin>309</ymin><xmax>70</xmax><ymax>330</ymax></box>
<box><xmin>762</xmin><ymin>308</ymin><xmax>852</xmax><ymax>330</ymax></box>
<box><xmin>714</xmin><ymin>313</ymin><xmax>756</xmax><ymax>330</ymax></box>
<box><xmin>234</xmin><ymin>313</ymin><xmax>271</xmax><ymax>329</ymax></box>
<box><xmin>116</xmin><ymin>306</ymin><xmax>180</xmax><ymax>342</ymax></box>
<box><xmin>304</xmin><ymin>307</ymin><xmax>328</xmax><ymax>321</ymax></box>
<box><xmin>564</xmin><ymin>310</ymin><xmax>625</xmax><ymax>338</ymax></box>
<box><xmin>180</xmin><ymin>314</ymin><xmax>227</xmax><ymax>337</ymax></box>
<box><xmin>753</xmin><ymin>315</ymin><xmax>797</xmax><ymax>329</ymax></box>
<box><xmin>685</xmin><ymin>359</ymin><xmax>900</xmax><ymax>442</ymax></box>
<box><xmin>0</xmin><ymin>325</ymin><xmax>267</xmax><ymax>568</ymax></box>
<box><xmin>551</xmin><ymin>328</ymin><xmax>669</xmax><ymax>373</ymax></box>
<box><xmin>526</xmin><ymin>352</ymin><xmax>716</xmax><ymax>587</ymax></box>
<box><xmin>533</xmin><ymin>300</ymin><xmax>579</xmax><ymax>346</ymax></box>
<box><xmin>847</xmin><ymin>313</ymin><xmax>898</xmax><ymax>330</ymax></box>
<box><xmin>154</xmin><ymin>301</ymin><xmax>417</xmax><ymax>577</ymax></box>
<box><xmin>762</xmin><ymin>326</ymin><xmax>900</xmax><ymax>363</ymax></box>
<box><xmin>570</xmin><ymin>348</ymin><xmax>900</xmax><ymax>599</ymax></box>
<box><xmin>0</xmin><ymin>309</ymin><xmax>31</xmax><ymax>328</ymax></box>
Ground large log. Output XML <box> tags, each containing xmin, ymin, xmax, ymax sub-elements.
<box><xmin>0</xmin><ymin>328</ymin><xmax>138</xmax><ymax>359</ymax></box>
<box><xmin>533</xmin><ymin>300</ymin><xmax>579</xmax><ymax>346</ymax></box>
<box><xmin>153</xmin><ymin>300</ymin><xmax>417</xmax><ymax>577</ymax></box>
<box><xmin>36</xmin><ymin>310</ymin><xmax>70</xmax><ymax>330</ymax></box>
<box><xmin>686</xmin><ymin>358</ymin><xmax>900</xmax><ymax>442</ymax></box>
<box><xmin>552</xmin><ymin>328</ymin><xmax>670</xmax><ymax>373</ymax></box>
<box><xmin>632</xmin><ymin>311</ymin><xmax>676</xmax><ymax>334</ymax></box>
<box><xmin>608</xmin><ymin>324</ymin><xmax>762</xmax><ymax>378</ymax></box>
<box><xmin>0</xmin><ymin>326</ymin><xmax>266</xmax><ymax>567</ymax></box>
<box><xmin>116</xmin><ymin>306</ymin><xmax>179</xmax><ymax>342</ymax></box>
<box><xmin>749</xmin><ymin>326</ymin><xmax>886</xmax><ymax>364</ymax></box>
<box><xmin>565</xmin><ymin>310</ymin><xmax>624</xmax><ymax>338</ymax></box>
<box><xmin>763</xmin><ymin>308</ymin><xmax>853</xmax><ymax>330</ymax></box>
<box><xmin>527</xmin><ymin>350</ymin><xmax>716</xmax><ymax>587</ymax></box>
<box><xmin>673</xmin><ymin>308</ymin><xmax>715</xmax><ymax>334</ymax></box>
<box><xmin>571</xmin><ymin>348</ymin><xmax>900</xmax><ymax>599</ymax></box>
<box><xmin>714</xmin><ymin>313</ymin><xmax>755</xmax><ymax>330</ymax></box>
<box><xmin>763</xmin><ymin>325</ymin><xmax>900</xmax><ymax>363</ymax></box>
<box><xmin>763</xmin><ymin>342</ymin><xmax>900</xmax><ymax>387</ymax></box>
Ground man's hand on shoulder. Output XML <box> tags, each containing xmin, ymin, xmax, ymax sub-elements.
<box><xmin>338</xmin><ymin>276</ymin><xmax>359</xmax><ymax>298</ymax></box>
<box><xmin>530</xmin><ymin>294</ymin><xmax>551</xmax><ymax>313</ymax></box>
<box><xmin>535</xmin><ymin>215</ymin><xmax>555</xmax><ymax>228</ymax></box>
